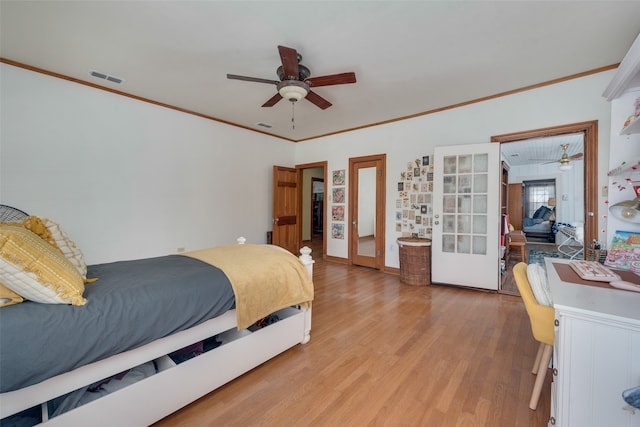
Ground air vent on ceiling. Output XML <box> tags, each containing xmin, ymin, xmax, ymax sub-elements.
<box><xmin>256</xmin><ymin>122</ymin><xmax>273</xmax><ymax>129</ymax></box>
<box><xmin>89</xmin><ymin>70</ymin><xmax>124</xmax><ymax>85</ymax></box>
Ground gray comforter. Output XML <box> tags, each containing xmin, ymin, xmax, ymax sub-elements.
<box><xmin>0</xmin><ymin>255</ymin><xmax>235</xmax><ymax>393</ymax></box>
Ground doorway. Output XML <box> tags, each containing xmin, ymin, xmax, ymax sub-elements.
<box><xmin>299</xmin><ymin>162</ymin><xmax>327</xmax><ymax>259</ymax></box>
<box><xmin>492</xmin><ymin>121</ymin><xmax>597</xmax><ymax>247</ymax></box>
<box><xmin>349</xmin><ymin>154</ymin><xmax>386</xmax><ymax>269</ymax></box>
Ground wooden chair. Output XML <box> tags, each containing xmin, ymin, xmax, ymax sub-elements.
<box><xmin>509</xmin><ymin>231</ymin><xmax>527</xmax><ymax>262</ymax></box>
<box><xmin>513</xmin><ymin>262</ymin><xmax>555</xmax><ymax>410</ymax></box>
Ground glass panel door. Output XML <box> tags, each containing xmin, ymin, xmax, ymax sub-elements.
<box><xmin>432</xmin><ymin>143</ymin><xmax>500</xmax><ymax>290</ymax></box>
<box><xmin>441</xmin><ymin>153</ymin><xmax>488</xmax><ymax>256</ymax></box>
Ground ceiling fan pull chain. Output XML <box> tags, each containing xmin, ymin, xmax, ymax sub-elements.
<box><xmin>291</xmin><ymin>101</ymin><xmax>296</xmax><ymax>130</ymax></box>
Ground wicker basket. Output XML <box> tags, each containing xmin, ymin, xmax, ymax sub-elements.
<box><xmin>585</xmin><ymin>248</ymin><xmax>607</xmax><ymax>263</ymax></box>
<box><xmin>397</xmin><ymin>238</ymin><xmax>431</xmax><ymax>286</ymax></box>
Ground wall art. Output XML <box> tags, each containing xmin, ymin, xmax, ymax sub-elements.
<box><xmin>331</xmin><ymin>223</ymin><xmax>344</xmax><ymax>239</ymax></box>
<box><xmin>395</xmin><ymin>155</ymin><xmax>434</xmax><ymax>238</ymax></box>
<box><xmin>332</xmin><ymin>187</ymin><xmax>345</xmax><ymax>203</ymax></box>
<box><xmin>332</xmin><ymin>205</ymin><xmax>345</xmax><ymax>221</ymax></box>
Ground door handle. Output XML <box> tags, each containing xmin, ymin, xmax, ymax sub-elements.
<box><xmin>352</xmin><ymin>221</ymin><xmax>357</xmax><ymax>225</ymax></box>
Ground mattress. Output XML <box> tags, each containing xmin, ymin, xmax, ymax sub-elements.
<box><xmin>0</xmin><ymin>255</ymin><xmax>235</xmax><ymax>393</ymax></box>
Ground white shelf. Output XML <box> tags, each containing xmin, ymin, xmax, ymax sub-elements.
<box><xmin>608</xmin><ymin>157</ymin><xmax>640</xmax><ymax>176</ymax></box>
<box><xmin>620</xmin><ymin>115</ymin><xmax>640</xmax><ymax>135</ymax></box>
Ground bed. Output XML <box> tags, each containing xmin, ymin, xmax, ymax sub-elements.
<box><xmin>0</xmin><ymin>206</ymin><xmax>314</xmax><ymax>426</ymax></box>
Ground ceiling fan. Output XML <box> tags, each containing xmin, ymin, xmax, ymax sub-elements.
<box><xmin>226</xmin><ymin>45</ymin><xmax>356</xmax><ymax>110</ymax></box>
<box><xmin>532</xmin><ymin>144</ymin><xmax>584</xmax><ymax>170</ymax></box>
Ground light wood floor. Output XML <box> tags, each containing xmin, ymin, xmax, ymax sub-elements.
<box><xmin>154</xmin><ymin>245</ymin><xmax>551</xmax><ymax>426</ymax></box>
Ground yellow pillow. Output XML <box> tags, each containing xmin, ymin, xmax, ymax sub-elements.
<box><xmin>0</xmin><ymin>282</ymin><xmax>24</xmax><ymax>307</ymax></box>
<box><xmin>0</xmin><ymin>224</ymin><xmax>86</xmax><ymax>305</ymax></box>
<box><xmin>21</xmin><ymin>216</ymin><xmax>87</xmax><ymax>279</ymax></box>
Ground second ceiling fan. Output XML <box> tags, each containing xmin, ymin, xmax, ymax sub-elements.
<box><xmin>227</xmin><ymin>45</ymin><xmax>356</xmax><ymax>110</ymax></box>
<box><xmin>531</xmin><ymin>143</ymin><xmax>584</xmax><ymax>169</ymax></box>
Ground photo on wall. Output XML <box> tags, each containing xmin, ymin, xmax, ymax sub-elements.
<box><xmin>332</xmin><ymin>206</ymin><xmax>345</xmax><ymax>221</ymax></box>
<box><xmin>331</xmin><ymin>223</ymin><xmax>344</xmax><ymax>239</ymax></box>
<box><xmin>332</xmin><ymin>188</ymin><xmax>345</xmax><ymax>203</ymax></box>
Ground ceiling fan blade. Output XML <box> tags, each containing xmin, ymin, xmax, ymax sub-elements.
<box><xmin>305</xmin><ymin>90</ymin><xmax>332</xmax><ymax>109</ymax></box>
<box><xmin>262</xmin><ymin>93</ymin><xmax>283</xmax><ymax>107</ymax></box>
<box><xmin>569</xmin><ymin>153</ymin><xmax>584</xmax><ymax>160</ymax></box>
<box><xmin>306</xmin><ymin>72</ymin><xmax>357</xmax><ymax>87</ymax></box>
<box><xmin>278</xmin><ymin>46</ymin><xmax>299</xmax><ymax>80</ymax></box>
<box><xmin>227</xmin><ymin>74</ymin><xmax>279</xmax><ymax>85</ymax></box>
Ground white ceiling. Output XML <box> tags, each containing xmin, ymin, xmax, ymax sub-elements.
<box><xmin>1</xmin><ymin>1</ymin><xmax>639</xmax><ymax>142</ymax></box>
<box><xmin>500</xmin><ymin>133</ymin><xmax>584</xmax><ymax>167</ymax></box>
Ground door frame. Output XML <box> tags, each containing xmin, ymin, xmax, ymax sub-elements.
<box><xmin>491</xmin><ymin>120</ymin><xmax>598</xmax><ymax>249</ymax></box>
<box><xmin>296</xmin><ymin>161</ymin><xmax>328</xmax><ymax>259</ymax></box>
<box><xmin>348</xmin><ymin>154</ymin><xmax>386</xmax><ymax>270</ymax></box>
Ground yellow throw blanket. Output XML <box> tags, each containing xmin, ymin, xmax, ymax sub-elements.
<box><xmin>184</xmin><ymin>244</ymin><xmax>313</xmax><ymax>330</ymax></box>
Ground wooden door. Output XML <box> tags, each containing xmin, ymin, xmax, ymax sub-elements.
<box><xmin>508</xmin><ymin>183</ymin><xmax>524</xmax><ymax>230</ymax></box>
<box><xmin>272</xmin><ymin>166</ymin><xmax>299</xmax><ymax>254</ymax></box>
<box><xmin>349</xmin><ymin>154</ymin><xmax>386</xmax><ymax>269</ymax></box>
<box><xmin>432</xmin><ymin>143</ymin><xmax>500</xmax><ymax>290</ymax></box>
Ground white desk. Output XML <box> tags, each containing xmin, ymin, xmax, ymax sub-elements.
<box><xmin>545</xmin><ymin>258</ymin><xmax>640</xmax><ymax>427</ymax></box>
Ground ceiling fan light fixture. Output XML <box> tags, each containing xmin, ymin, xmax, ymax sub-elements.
<box><xmin>277</xmin><ymin>81</ymin><xmax>308</xmax><ymax>102</ymax></box>
<box><xmin>558</xmin><ymin>158</ymin><xmax>573</xmax><ymax>172</ymax></box>
<box><xmin>610</xmin><ymin>197</ymin><xmax>640</xmax><ymax>223</ymax></box>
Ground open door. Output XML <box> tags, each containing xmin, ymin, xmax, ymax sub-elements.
<box><xmin>431</xmin><ymin>143</ymin><xmax>500</xmax><ymax>290</ymax></box>
<box><xmin>272</xmin><ymin>166</ymin><xmax>300</xmax><ymax>254</ymax></box>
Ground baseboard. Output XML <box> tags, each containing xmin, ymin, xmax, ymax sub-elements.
<box><xmin>384</xmin><ymin>267</ymin><xmax>400</xmax><ymax>275</ymax></box>
<box><xmin>325</xmin><ymin>255</ymin><xmax>349</xmax><ymax>264</ymax></box>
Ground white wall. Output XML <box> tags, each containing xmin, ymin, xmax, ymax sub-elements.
<box><xmin>294</xmin><ymin>70</ymin><xmax>615</xmax><ymax>268</ymax></box>
<box><xmin>508</xmin><ymin>160</ymin><xmax>584</xmax><ymax>225</ymax></box>
<box><xmin>1</xmin><ymin>64</ymin><xmax>295</xmax><ymax>264</ymax></box>
<box><xmin>1</xmin><ymin>65</ymin><xmax>615</xmax><ymax>268</ymax></box>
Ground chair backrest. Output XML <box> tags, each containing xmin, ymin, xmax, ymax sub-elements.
<box><xmin>0</xmin><ymin>205</ymin><xmax>28</xmax><ymax>222</ymax></box>
<box><xmin>513</xmin><ymin>262</ymin><xmax>555</xmax><ymax>345</ymax></box>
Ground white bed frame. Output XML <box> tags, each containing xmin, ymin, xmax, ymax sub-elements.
<box><xmin>0</xmin><ymin>239</ymin><xmax>314</xmax><ymax>426</ymax></box>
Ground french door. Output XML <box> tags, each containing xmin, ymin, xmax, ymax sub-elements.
<box><xmin>431</xmin><ymin>143</ymin><xmax>500</xmax><ymax>290</ymax></box>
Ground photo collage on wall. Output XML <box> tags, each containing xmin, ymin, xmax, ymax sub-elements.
<box><xmin>331</xmin><ymin>169</ymin><xmax>345</xmax><ymax>239</ymax></box>
<box><xmin>396</xmin><ymin>156</ymin><xmax>434</xmax><ymax>238</ymax></box>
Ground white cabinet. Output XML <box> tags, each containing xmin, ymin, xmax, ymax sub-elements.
<box><xmin>546</xmin><ymin>258</ymin><xmax>640</xmax><ymax>427</ymax></box>
<box><xmin>553</xmin><ymin>306</ymin><xmax>640</xmax><ymax>427</ymax></box>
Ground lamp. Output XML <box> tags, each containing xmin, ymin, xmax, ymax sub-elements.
<box><xmin>547</xmin><ymin>197</ymin><xmax>556</xmax><ymax>207</ymax></box>
<box><xmin>277</xmin><ymin>81</ymin><xmax>308</xmax><ymax>102</ymax></box>
<box><xmin>559</xmin><ymin>161</ymin><xmax>572</xmax><ymax>171</ymax></box>
<box><xmin>609</xmin><ymin>197</ymin><xmax>640</xmax><ymax>223</ymax></box>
